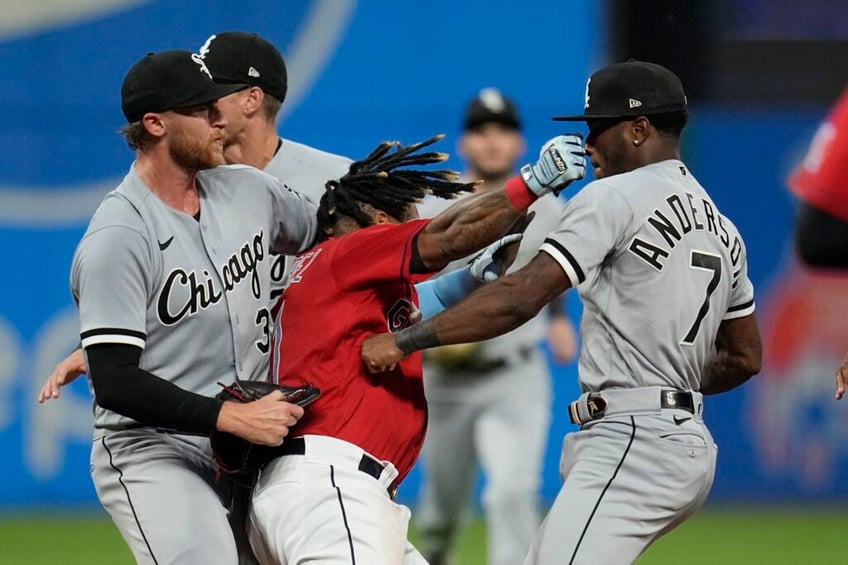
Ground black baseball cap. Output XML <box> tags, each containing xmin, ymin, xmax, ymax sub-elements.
<box><xmin>121</xmin><ymin>50</ymin><xmax>247</xmax><ymax>123</ymax></box>
<box><xmin>199</xmin><ymin>31</ymin><xmax>288</xmax><ymax>103</ymax></box>
<box><xmin>463</xmin><ymin>87</ymin><xmax>521</xmax><ymax>131</ymax></box>
<box><xmin>553</xmin><ymin>60</ymin><xmax>687</xmax><ymax>121</ymax></box>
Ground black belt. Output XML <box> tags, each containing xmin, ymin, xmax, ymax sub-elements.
<box><xmin>660</xmin><ymin>390</ymin><xmax>695</xmax><ymax>413</ymax></box>
<box><xmin>277</xmin><ymin>437</ymin><xmax>397</xmax><ymax>499</ymax></box>
<box><xmin>568</xmin><ymin>389</ymin><xmax>696</xmax><ymax>425</ymax></box>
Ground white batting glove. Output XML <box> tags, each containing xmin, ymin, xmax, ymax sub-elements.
<box><xmin>520</xmin><ymin>133</ymin><xmax>586</xmax><ymax>196</ymax></box>
<box><xmin>468</xmin><ymin>233</ymin><xmax>524</xmax><ymax>282</ymax></box>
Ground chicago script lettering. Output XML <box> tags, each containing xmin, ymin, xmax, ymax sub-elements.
<box><xmin>157</xmin><ymin>230</ymin><xmax>266</xmax><ymax>326</ymax></box>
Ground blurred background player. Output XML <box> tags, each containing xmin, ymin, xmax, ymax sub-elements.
<box><xmin>786</xmin><ymin>86</ymin><xmax>848</xmax><ymax>397</ymax></box>
<box><xmin>415</xmin><ymin>88</ymin><xmax>578</xmax><ymax>565</ymax></box>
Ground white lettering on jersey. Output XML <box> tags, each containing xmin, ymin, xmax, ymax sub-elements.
<box><xmin>286</xmin><ymin>249</ymin><xmax>322</xmax><ymax>285</ymax></box>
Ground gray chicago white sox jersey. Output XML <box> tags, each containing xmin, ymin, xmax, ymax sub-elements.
<box><xmin>264</xmin><ymin>138</ymin><xmax>351</xmax><ymax>298</ymax></box>
<box><xmin>539</xmin><ymin>159</ymin><xmax>755</xmax><ymax>392</ymax></box>
<box><xmin>72</xmin><ymin>164</ymin><xmax>317</xmax><ymax>429</ymax></box>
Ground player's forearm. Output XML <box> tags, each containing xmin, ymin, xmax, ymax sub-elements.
<box><xmin>416</xmin><ymin>268</ymin><xmax>480</xmax><ymax>318</ymax></box>
<box><xmin>700</xmin><ymin>315</ymin><xmax>762</xmax><ymax>395</ymax></box>
<box><xmin>700</xmin><ymin>348</ymin><xmax>759</xmax><ymax>395</ymax></box>
<box><xmin>419</xmin><ymin>177</ymin><xmax>533</xmax><ymax>269</ymax></box>
<box><xmin>398</xmin><ymin>274</ymin><xmax>543</xmax><ymax>353</ymax></box>
<box><xmin>87</xmin><ymin>344</ymin><xmax>222</xmax><ymax>434</ymax></box>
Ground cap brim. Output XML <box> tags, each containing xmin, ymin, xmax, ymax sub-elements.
<box><xmin>173</xmin><ymin>82</ymin><xmax>248</xmax><ymax>110</ymax></box>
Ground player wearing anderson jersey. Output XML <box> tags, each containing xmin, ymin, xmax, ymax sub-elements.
<box><xmin>246</xmin><ymin>134</ymin><xmax>586</xmax><ymax>564</ymax></box>
<box><xmin>362</xmin><ymin>61</ymin><xmax>763</xmax><ymax>565</ymax></box>
<box><xmin>72</xmin><ymin>50</ymin><xmax>314</xmax><ymax>564</ymax></box>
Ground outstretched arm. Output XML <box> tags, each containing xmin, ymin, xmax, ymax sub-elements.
<box><xmin>414</xmin><ymin>135</ymin><xmax>585</xmax><ymax>271</ymax></box>
<box><xmin>362</xmin><ymin>252</ymin><xmax>571</xmax><ymax>369</ymax></box>
<box><xmin>700</xmin><ymin>314</ymin><xmax>762</xmax><ymax>395</ymax></box>
<box><xmin>415</xmin><ymin>221</ymin><xmax>528</xmax><ymax>317</ymax></box>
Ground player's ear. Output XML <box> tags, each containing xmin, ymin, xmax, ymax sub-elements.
<box><xmin>243</xmin><ymin>86</ymin><xmax>264</xmax><ymax>116</ymax></box>
<box><xmin>141</xmin><ymin>112</ymin><xmax>167</xmax><ymax>138</ymax></box>
<box><xmin>631</xmin><ymin>116</ymin><xmax>650</xmax><ymax>146</ymax></box>
<box><xmin>373</xmin><ymin>210</ymin><xmax>390</xmax><ymax>225</ymax></box>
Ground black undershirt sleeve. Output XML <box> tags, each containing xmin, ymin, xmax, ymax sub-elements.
<box><xmin>409</xmin><ymin>232</ymin><xmax>429</xmax><ymax>274</ymax></box>
<box><xmin>86</xmin><ymin>343</ymin><xmax>222</xmax><ymax>435</ymax></box>
<box><xmin>794</xmin><ymin>201</ymin><xmax>848</xmax><ymax>269</ymax></box>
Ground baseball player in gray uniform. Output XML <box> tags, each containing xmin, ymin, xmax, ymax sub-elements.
<box><xmin>416</xmin><ymin>88</ymin><xmax>576</xmax><ymax>565</ymax></box>
<box><xmin>38</xmin><ymin>32</ymin><xmax>350</xmax><ymax>401</ymax></box>
<box><xmin>73</xmin><ymin>50</ymin><xmax>316</xmax><ymax>564</ymax></box>
<box><xmin>361</xmin><ymin>61</ymin><xmax>763</xmax><ymax>565</ymax></box>
<box><xmin>197</xmin><ymin>31</ymin><xmax>352</xmax><ymax>300</ymax></box>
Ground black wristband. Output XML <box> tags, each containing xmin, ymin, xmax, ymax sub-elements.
<box><xmin>395</xmin><ymin>323</ymin><xmax>441</xmax><ymax>356</ymax></box>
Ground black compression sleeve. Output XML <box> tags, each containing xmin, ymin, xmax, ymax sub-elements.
<box><xmin>86</xmin><ymin>343</ymin><xmax>222</xmax><ymax>434</ymax></box>
<box><xmin>795</xmin><ymin>201</ymin><xmax>848</xmax><ymax>269</ymax></box>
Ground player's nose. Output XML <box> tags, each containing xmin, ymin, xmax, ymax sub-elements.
<box><xmin>209</xmin><ymin>102</ymin><xmax>226</xmax><ymax>127</ymax></box>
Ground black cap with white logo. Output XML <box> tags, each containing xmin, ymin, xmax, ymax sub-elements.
<box><xmin>199</xmin><ymin>31</ymin><xmax>288</xmax><ymax>103</ymax></box>
<box><xmin>463</xmin><ymin>87</ymin><xmax>521</xmax><ymax>131</ymax></box>
<box><xmin>553</xmin><ymin>60</ymin><xmax>687</xmax><ymax>121</ymax></box>
<box><xmin>121</xmin><ymin>50</ymin><xmax>247</xmax><ymax>123</ymax></box>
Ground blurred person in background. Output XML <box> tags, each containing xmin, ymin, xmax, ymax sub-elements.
<box><xmin>415</xmin><ymin>88</ymin><xmax>578</xmax><ymax>565</ymax></box>
<box><xmin>787</xmin><ymin>86</ymin><xmax>848</xmax><ymax>398</ymax></box>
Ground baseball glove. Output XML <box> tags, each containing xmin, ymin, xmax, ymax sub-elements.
<box><xmin>210</xmin><ymin>380</ymin><xmax>321</xmax><ymax>479</ymax></box>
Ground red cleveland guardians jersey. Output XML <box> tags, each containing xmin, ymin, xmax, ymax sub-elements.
<box><xmin>270</xmin><ymin>218</ymin><xmax>435</xmax><ymax>481</ymax></box>
<box><xmin>789</xmin><ymin>88</ymin><xmax>848</xmax><ymax>221</ymax></box>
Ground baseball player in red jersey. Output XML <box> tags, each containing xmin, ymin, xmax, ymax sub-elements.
<box><xmin>787</xmin><ymin>87</ymin><xmax>848</xmax><ymax>396</ymax></box>
<box><xmin>247</xmin><ymin>134</ymin><xmax>586</xmax><ymax>564</ymax></box>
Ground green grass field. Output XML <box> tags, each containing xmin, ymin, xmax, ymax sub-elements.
<box><xmin>1</xmin><ymin>505</ymin><xmax>846</xmax><ymax>564</ymax></box>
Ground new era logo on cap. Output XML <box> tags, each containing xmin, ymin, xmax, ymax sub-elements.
<box><xmin>629</xmin><ymin>98</ymin><xmax>642</xmax><ymax>108</ymax></box>
<box><xmin>248</xmin><ymin>66</ymin><xmax>260</xmax><ymax>78</ymax></box>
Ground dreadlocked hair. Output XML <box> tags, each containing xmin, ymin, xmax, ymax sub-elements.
<box><xmin>317</xmin><ymin>134</ymin><xmax>477</xmax><ymax>240</ymax></box>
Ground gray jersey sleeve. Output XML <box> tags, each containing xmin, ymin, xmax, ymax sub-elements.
<box><xmin>539</xmin><ymin>182</ymin><xmax>633</xmax><ymax>288</ymax></box>
<box><xmin>72</xmin><ymin>212</ymin><xmax>152</xmax><ymax>349</ymax></box>
<box><xmin>266</xmin><ymin>175</ymin><xmax>319</xmax><ymax>255</ymax></box>
<box><xmin>723</xmin><ymin>226</ymin><xmax>756</xmax><ymax>320</ymax></box>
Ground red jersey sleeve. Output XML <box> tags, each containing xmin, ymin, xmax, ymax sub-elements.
<box><xmin>788</xmin><ymin>88</ymin><xmax>848</xmax><ymax>221</ymax></box>
<box><xmin>330</xmin><ymin>219</ymin><xmax>437</xmax><ymax>287</ymax></box>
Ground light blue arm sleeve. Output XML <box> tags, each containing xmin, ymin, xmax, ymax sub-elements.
<box><xmin>415</xmin><ymin>268</ymin><xmax>482</xmax><ymax>319</ymax></box>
